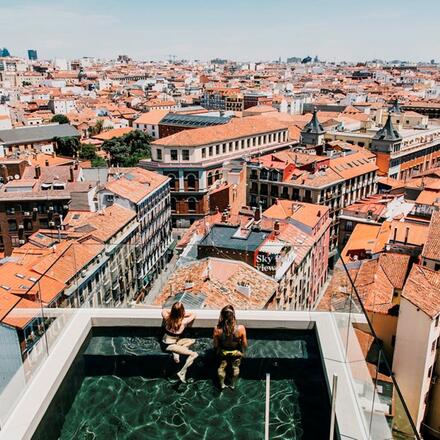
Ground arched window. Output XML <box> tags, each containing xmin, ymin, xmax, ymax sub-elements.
<box><xmin>207</xmin><ymin>172</ymin><xmax>213</xmax><ymax>187</ymax></box>
<box><xmin>171</xmin><ymin>197</ymin><xmax>177</xmax><ymax>212</ymax></box>
<box><xmin>186</xmin><ymin>173</ymin><xmax>197</xmax><ymax>190</ymax></box>
<box><xmin>214</xmin><ymin>170</ymin><xmax>221</xmax><ymax>182</ymax></box>
<box><xmin>187</xmin><ymin>197</ymin><xmax>197</xmax><ymax>212</ymax></box>
<box><xmin>167</xmin><ymin>173</ymin><xmax>177</xmax><ymax>190</ymax></box>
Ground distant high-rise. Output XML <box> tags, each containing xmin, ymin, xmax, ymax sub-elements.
<box><xmin>28</xmin><ymin>49</ymin><xmax>38</xmax><ymax>61</ymax></box>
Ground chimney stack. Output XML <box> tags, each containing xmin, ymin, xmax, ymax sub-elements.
<box><xmin>74</xmin><ymin>160</ymin><xmax>79</xmax><ymax>170</ymax></box>
<box><xmin>404</xmin><ymin>227</ymin><xmax>409</xmax><ymax>245</ymax></box>
<box><xmin>35</xmin><ymin>165</ymin><xmax>41</xmax><ymax>179</ymax></box>
<box><xmin>69</xmin><ymin>166</ymin><xmax>74</xmax><ymax>182</ymax></box>
<box><xmin>393</xmin><ymin>227</ymin><xmax>397</xmax><ymax>243</ymax></box>
<box><xmin>274</xmin><ymin>220</ymin><xmax>280</xmax><ymax>235</ymax></box>
<box><xmin>45</xmin><ymin>159</ymin><xmax>49</xmax><ymax>167</ymax></box>
<box><xmin>254</xmin><ymin>207</ymin><xmax>261</xmax><ymax>221</ymax></box>
<box><xmin>0</xmin><ymin>164</ymin><xmax>8</xmax><ymax>183</ymax></box>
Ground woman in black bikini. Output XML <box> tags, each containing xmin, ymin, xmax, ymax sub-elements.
<box><xmin>161</xmin><ymin>302</ymin><xmax>198</xmax><ymax>383</ymax></box>
<box><xmin>213</xmin><ymin>305</ymin><xmax>247</xmax><ymax>389</ymax></box>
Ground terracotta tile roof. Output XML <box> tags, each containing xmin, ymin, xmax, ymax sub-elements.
<box><xmin>422</xmin><ymin>211</ymin><xmax>440</xmax><ymax>262</ymax></box>
<box><xmin>92</xmin><ymin>127</ymin><xmax>133</xmax><ymax>141</ymax></box>
<box><xmin>0</xmin><ymin>293</ymin><xmax>41</xmax><ymax>329</ymax></box>
<box><xmin>154</xmin><ymin>257</ymin><xmax>278</xmax><ymax>309</ymax></box>
<box><xmin>263</xmin><ymin>199</ymin><xmax>329</xmax><ymax>230</ymax></box>
<box><xmin>134</xmin><ymin>109</ymin><xmax>169</xmax><ymax>125</ymax></box>
<box><xmin>402</xmin><ymin>265</ymin><xmax>440</xmax><ymax>319</ymax></box>
<box><xmin>64</xmin><ymin>204</ymin><xmax>136</xmax><ymax>243</ymax></box>
<box><xmin>31</xmin><ymin>239</ymin><xmax>104</xmax><ymax>284</ymax></box>
<box><xmin>152</xmin><ymin>116</ymin><xmax>288</xmax><ymax>147</ymax></box>
<box><xmin>105</xmin><ymin>167</ymin><xmax>169</xmax><ymax>204</ymax></box>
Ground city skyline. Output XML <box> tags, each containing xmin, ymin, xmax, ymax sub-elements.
<box><xmin>1</xmin><ymin>0</ymin><xmax>440</xmax><ymax>62</ymax></box>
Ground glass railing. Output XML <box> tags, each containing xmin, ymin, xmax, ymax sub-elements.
<box><xmin>0</xmin><ymin>241</ymin><xmax>421</xmax><ymax>439</ymax></box>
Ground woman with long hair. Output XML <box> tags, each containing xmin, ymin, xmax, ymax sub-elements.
<box><xmin>161</xmin><ymin>302</ymin><xmax>198</xmax><ymax>383</ymax></box>
<box><xmin>213</xmin><ymin>304</ymin><xmax>247</xmax><ymax>389</ymax></box>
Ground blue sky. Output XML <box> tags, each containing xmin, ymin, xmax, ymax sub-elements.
<box><xmin>1</xmin><ymin>0</ymin><xmax>439</xmax><ymax>62</ymax></box>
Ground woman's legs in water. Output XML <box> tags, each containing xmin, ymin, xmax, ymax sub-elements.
<box><xmin>217</xmin><ymin>357</ymin><xmax>242</xmax><ymax>389</ymax></box>
<box><xmin>166</xmin><ymin>343</ymin><xmax>198</xmax><ymax>382</ymax></box>
<box><xmin>217</xmin><ymin>359</ymin><xmax>228</xmax><ymax>389</ymax></box>
<box><xmin>230</xmin><ymin>358</ymin><xmax>242</xmax><ymax>389</ymax></box>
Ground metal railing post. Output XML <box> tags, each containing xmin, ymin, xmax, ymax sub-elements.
<box><xmin>265</xmin><ymin>372</ymin><xmax>270</xmax><ymax>440</ymax></box>
<box><xmin>329</xmin><ymin>374</ymin><xmax>338</xmax><ymax>440</ymax></box>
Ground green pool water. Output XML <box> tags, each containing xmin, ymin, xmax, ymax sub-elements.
<box><xmin>59</xmin><ymin>375</ymin><xmax>302</xmax><ymax>440</ymax></box>
<box><xmin>32</xmin><ymin>329</ymin><xmax>331</xmax><ymax>440</ymax></box>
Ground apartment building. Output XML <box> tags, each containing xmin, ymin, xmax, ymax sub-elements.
<box><xmin>0</xmin><ymin>124</ymin><xmax>80</xmax><ymax>157</ymax></box>
<box><xmin>421</xmin><ymin>211</ymin><xmax>440</xmax><ymax>271</ymax></box>
<box><xmin>141</xmin><ymin>116</ymin><xmax>290</xmax><ymax>227</ymax></box>
<box><xmin>201</xmin><ymin>88</ymin><xmax>244</xmax><ymax>111</ymax></box>
<box><xmin>175</xmin><ymin>201</ymin><xmax>329</xmax><ymax>310</ymax></box>
<box><xmin>48</xmin><ymin>98</ymin><xmax>76</xmax><ymax>115</ymax></box>
<box><xmin>325</xmin><ymin>112</ymin><xmax>440</xmax><ymax>179</ymax></box>
<box><xmin>263</xmin><ymin>199</ymin><xmax>331</xmax><ymax>303</ymax></box>
<box><xmin>94</xmin><ymin>167</ymin><xmax>172</xmax><ymax>295</ymax></box>
<box><xmin>247</xmin><ymin>147</ymin><xmax>378</xmax><ymax>257</ymax></box>
<box><xmin>393</xmin><ymin>265</ymin><xmax>440</xmax><ymax>436</ymax></box>
<box><xmin>0</xmin><ymin>163</ymin><xmax>91</xmax><ymax>255</ymax></box>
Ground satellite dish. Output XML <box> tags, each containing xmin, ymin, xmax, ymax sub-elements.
<box><xmin>14</xmin><ymin>174</ymin><xmax>19</xmax><ymax>180</ymax></box>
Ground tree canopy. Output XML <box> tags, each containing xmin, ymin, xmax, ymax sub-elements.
<box><xmin>79</xmin><ymin>143</ymin><xmax>108</xmax><ymax>167</ymax></box>
<box><xmin>54</xmin><ymin>136</ymin><xmax>80</xmax><ymax>157</ymax></box>
<box><xmin>51</xmin><ymin>114</ymin><xmax>70</xmax><ymax>124</ymax></box>
<box><xmin>102</xmin><ymin>130</ymin><xmax>152</xmax><ymax>166</ymax></box>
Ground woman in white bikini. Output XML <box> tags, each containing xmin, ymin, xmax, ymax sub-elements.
<box><xmin>161</xmin><ymin>302</ymin><xmax>198</xmax><ymax>383</ymax></box>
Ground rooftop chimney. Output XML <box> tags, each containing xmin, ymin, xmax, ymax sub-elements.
<box><xmin>0</xmin><ymin>165</ymin><xmax>8</xmax><ymax>183</ymax></box>
<box><xmin>74</xmin><ymin>160</ymin><xmax>79</xmax><ymax>170</ymax></box>
<box><xmin>35</xmin><ymin>165</ymin><xmax>41</xmax><ymax>179</ymax></box>
<box><xmin>393</xmin><ymin>227</ymin><xmax>397</xmax><ymax>243</ymax></box>
<box><xmin>69</xmin><ymin>166</ymin><xmax>74</xmax><ymax>182</ymax></box>
<box><xmin>45</xmin><ymin>159</ymin><xmax>49</xmax><ymax>167</ymax></box>
<box><xmin>254</xmin><ymin>207</ymin><xmax>261</xmax><ymax>222</ymax></box>
<box><xmin>404</xmin><ymin>227</ymin><xmax>409</xmax><ymax>245</ymax></box>
<box><xmin>274</xmin><ymin>220</ymin><xmax>280</xmax><ymax>235</ymax></box>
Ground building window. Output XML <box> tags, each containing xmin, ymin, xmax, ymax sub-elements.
<box><xmin>182</xmin><ymin>150</ymin><xmax>190</xmax><ymax>161</ymax></box>
<box><xmin>187</xmin><ymin>174</ymin><xmax>197</xmax><ymax>190</ymax></box>
<box><xmin>209</xmin><ymin>146</ymin><xmax>213</xmax><ymax>157</ymax></box>
<box><xmin>201</xmin><ymin>148</ymin><xmax>206</xmax><ymax>158</ymax></box>
<box><xmin>171</xmin><ymin>198</ymin><xmax>177</xmax><ymax>212</ymax></box>
<box><xmin>157</xmin><ymin>149</ymin><xmax>162</xmax><ymax>160</ymax></box>
<box><xmin>8</xmin><ymin>220</ymin><xmax>17</xmax><ymax>231</ymax></box>
<box><xmin>216</xmin><ymin>145</ymin><xmax>220</xmax><ymax>155</ymax></box>
<box><xmin>435</xmin><ymin>315</ymin><xmax>439</xmax><ymax>327</ymax></box>
<box><xmin>187</xmin><ymin>197</ymin><xmax>197</xmax><ymax>212</ymax></box>
<box><xmin>171</xmin><ymin>150</ymin><xmax>178</xmax><ymax>160</ymax></box>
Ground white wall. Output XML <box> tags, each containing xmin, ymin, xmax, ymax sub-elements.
<box><xmin>393</xmin><ymin>298</ymin><xmax>440</xmax><ymax>430</ymax></box>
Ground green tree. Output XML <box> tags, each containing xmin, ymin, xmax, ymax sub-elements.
<box><xmin>102</xmin><ymin>130</ymin><xmax>152</xmax><ymax>166</ymax></box>
<box><xmin>88</xmin><ymin>119</ymin><xmax>104</xmax><ymax>137</ymax></box>
<box><xmin>79</xmin><ymin>143</ymin><xmax>97</xmax><ymax>160</ymax></box>
<box><xmin>54</xmin><ymin>136</ymin><xmax>80</xmax><ymax>157</ymax></box>
<box><xmin>91</xmin><ymin>156</ymin><xmax>108</xmax><ymax>167</ymax></box>
<box><xmin>51</xmin><ymin>114</ymin><xmax>70</xmax><ymax>124</ymax></box>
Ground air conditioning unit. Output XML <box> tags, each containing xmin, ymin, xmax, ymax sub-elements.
<box><xmin>24</xmin><ymin>211</ymin><xmax>30</xmax><ymax>216</ymax></box>
<box><xmin>81</xmin><ymin>269</ymin><xmax>87</xmax><ymax>277</ymax></box>
<box><xmin>49</xmin><ymin>221</ymin><xmax>55</xmax><ymax>227</ymax></box>
<box><xmin>33</xmin><ymin>207</ymin><xmax>38</xmax><ymax>212</ymax></box>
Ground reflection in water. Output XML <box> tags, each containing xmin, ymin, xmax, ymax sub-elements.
<box><xmin>60</xmin><ymin>376</ymin><xmax>302</xmax><ymax>440</ymax></box>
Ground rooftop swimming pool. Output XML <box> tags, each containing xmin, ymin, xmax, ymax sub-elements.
<box><xmin>32</xmin><ymin>327</ymin><xmax>332</xmax><ymax>440</ymax></box>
